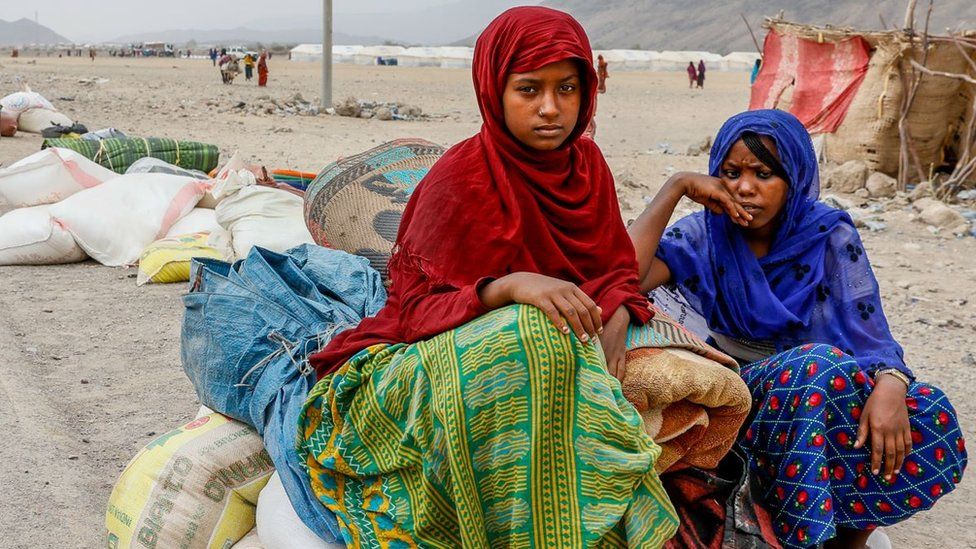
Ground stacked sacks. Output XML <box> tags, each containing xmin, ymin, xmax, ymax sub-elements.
<box><xmin>137</xmin><ymin>208</ymin><xmax>231</xmax><ymax>285</ymax></box>
<box><xmin>0</xmin><ymin>148</ymin><xmax>117</xmax><ymax>211</ymax></box>
<box><xmin>41</xmin><ymin>136</ymin><xmax>220</xmax><ymax>175</ymax></box>
<box><xmin>212</xmin><ymin>153</ymin><xmax>314</xmax><ymax>259</ymax></box>
<box><xmin>0</xmin><ymin>85</ymin><xmax>73</xmax><ymax>134</ymax></box>
<box><xmin>106</xmin><ymin>412</ymin><xmax>275</xmax><ymax>549</ymax></box>
<box><xmin>50</xmin><ymin>174</ymin><xmax>210</xmax><ymax>266</ymax></box>
<box><xmin>0</xmin><ymin>149</ymin><xmax>118</xmax><ymax>266</ymax></box>
<box><xmin>0</xmin><ymin>206</ymin><xmax>87</xmax><ymax>265</ymax></box>
<box><xmin>304</xmin><ymin>138</ymin><xmax>446</xmax><ymax>281</ymax></box>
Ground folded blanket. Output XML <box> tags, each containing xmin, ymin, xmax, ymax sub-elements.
<box><xmin>623</xmin><ymin>307</ymin><xmax>752</xmax><ymax>473</ymax></box>
<box><xmin>41</xmin><ymin>137</ymin><xmax>219</xmax><ymax>174</ymax></box>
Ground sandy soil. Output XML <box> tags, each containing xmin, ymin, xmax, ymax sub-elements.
<box><xmin>0</xmin><ymin>56</ymin><xmax>973</xmax><ymax>548</ymax></box>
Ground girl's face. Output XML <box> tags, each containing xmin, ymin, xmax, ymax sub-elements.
<box><xmin>720</xmin><ymin>138</ymin><xmax>789</xmax><ymax>235</ymax></box>
<box><xmin>501</xmin><ymin>59</ymin><xmax>582</xmax><ymax>151</ymax></box>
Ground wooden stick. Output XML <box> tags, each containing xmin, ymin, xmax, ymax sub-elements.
<box><xmin>910</xmin><ymin>61</ymin><xmax>976</xmax><ymax>84</ymax></box>
<box><xmin>741</xmin><ymin>14</ymin><xmax>764</xmax><ymax>57</ymax></box>
<box><xmin>952</xmin><ymin>38</ymin><xmax>976</xmax><ymax>75</ymax></box>
<box><xmin>903</xmin><ymin>0</ymin><xmax>918</xmax><ymax>30</ymax></box>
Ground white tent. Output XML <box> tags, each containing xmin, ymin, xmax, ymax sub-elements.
<box><xmin>289</xmin><ymin>43</ymin><xmax>757</xmax><ymax>72</ymax></box>
<box><xmin>289</xmin><ymin>44</ymin><xmax>321</xmax><ymax>62</ymax></box>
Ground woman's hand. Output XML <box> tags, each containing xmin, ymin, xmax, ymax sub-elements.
<box><xmin>599</xmin><ymin>306</ymin><xmax>631</xmax><ymax>381</ymax></box>
<box><xmin>854</xmin><ymin>375</ymin><xmax>912</xmax><ymax>480</ymax></box>
<box><xmin>479</xmin><ymin>272</ymin><xmax>602</xmax><ymax>343</ymax></box>
<box><xmin>674</xmin><ymin>172</ymin><xmax>752</xmax><ymax>226</ymax></box>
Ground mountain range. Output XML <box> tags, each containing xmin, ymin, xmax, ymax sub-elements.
<box><xmin>5</xmin><ymin>1</ymin><xmax>973</xmax><ymax>53</ymax></box>
<box><xmin>543</xmin><ymin>0</ymin><xmax>975</xmax><ymax>53</ymax></box>
<box><xmin>0</xmin><ymin>18</ymin><xmax>70</xmax><ymax>46</ymax></box>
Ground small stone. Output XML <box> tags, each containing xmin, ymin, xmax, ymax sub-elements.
<box><xmin>821</xmin><ymin>194</ymin><xmax>854</xmax><ymax>211</ymax></box>
<box><xmin>80</xmin><ymin>379</ymin><xmax>89</xmax><ymax>384</ymax></box>
<box><xmin>375</xmin><ymin>106</ymin><xmax>394</xmax><ymax>121</ymax></box>
<box><xmin>854</xmin><ymin>188</ymin><xmax>870</xmax><ymax>198</ymax></box>
<box><xmin>822</xmin><ymin>160</ymin><xmax>869</xmax><ymax>193</ymax></box>
<box><xmin>82</xmin><ymin>438</ymin><xmax>90</xmax><ymax>444</ymax></box>
<box><xmin>67</xmin><ymin>455</ymin><xmax>78</xmax><ymax>460</ymax></box>
<box><xmin>919</xmin><ymin>201</ymin><xmax>967</xmax><ymax>228</ymax></box>
<box><xmin>866</xmin><ymin>172</ymin><xmax>897</xmax><ymax>198</ymax></box>
<box><xmin>146</xmin><ymin>431</ymin><xmax>156</xmax><ymax>437</ymax></box>
<box><xmin>908</xmin><ymin>181</ymin><xmax>932</xmax><ymax>201</ymax></box>
<box><xmin>333</xmin><ymin>97</ymin><xmax>362</xmax><ymax>117</ymax></box>
<box><xmin>42</xmin><ymin>308</ymin><xmax>53</xmax><ymax>313</ymax></box>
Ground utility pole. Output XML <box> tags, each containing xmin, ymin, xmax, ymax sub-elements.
<box><xmin>322</xmin><ymin>0</ymin><xmax>333</xmax><ymax>109</ymax></box>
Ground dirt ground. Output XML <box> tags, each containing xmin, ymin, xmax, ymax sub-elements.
<box><xmin>0</xmin><ymin>56</ymin><xmax>973</xmax><ymax>548</ymax></box>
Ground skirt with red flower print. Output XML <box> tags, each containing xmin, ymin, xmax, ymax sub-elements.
<box><xmin>738</xmin><ymin>343</ymin><xmax>967</xmax><ymax>548</ymax></box>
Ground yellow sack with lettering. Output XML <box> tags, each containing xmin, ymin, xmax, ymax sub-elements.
<box><xmin>105</xmin><ymin>413</ymin><xmax>274</xmax><ymax>549</ymax></box>
<box><xmin>136</xmin><ymin>232</ymin><xmax>223</xmax><ymax>285</ymax></box>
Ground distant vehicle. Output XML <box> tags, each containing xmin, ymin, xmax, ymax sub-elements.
<box><xmin>227</xmin><ymin>47</ymin><xmax>258</xmax><ymax>60</ymax></box>
<box><xmin>140</xmin><ymin>42</ymin><xmax>176</xmax><ymax>57</ymax></box>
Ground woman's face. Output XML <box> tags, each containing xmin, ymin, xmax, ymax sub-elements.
<box><xmin>720</xmin><ymin>138</ymin><xmax>789</xmax><ymax>235</ymax></box>
<box><xmin>502</xmin><ymin>59</ymin><xmax>582</xmax><ymax>151</ymax></box>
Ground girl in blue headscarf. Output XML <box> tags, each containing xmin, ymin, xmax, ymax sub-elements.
<box><xmin>629</xmin><ymin>109</ymin><xmax>966</xmax><ymax>548</ymax></box>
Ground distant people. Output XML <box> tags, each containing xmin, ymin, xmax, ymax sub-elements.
<box><xmin>257</xmin><ymin>50</ymin><xmax>269</xmax><ymax>87</ymax></box>
<box><xmin>585</xmin><ymin>55</ymin><xmax>609</xmax><ymax>139</ymax></box>
<box><xmin>210</xmin><ymin>48</ymin><xmax>218</xmax><ymax>67</ymax></box>
<box><xmin>89</xmin><ymin>47</ymin><xmax>96</xmax><ymax>62</ymax></box>
<box><xmin>597</xmin><ymin>54</ymin><xmax>609</xmax><ymax>94</ymax></box>
<box><xmin>697</xmin><ymin>59</ymin><xmax>706</xmax><ymax>89</ymax></box>
<box><xmin>218</xmin><ymin>49</ymin><xmax>238</xmax><ymax>84</ymax></box>
<box><xmin>686</xmin><ymin>61</ymin><xmax>697</xmax><ymax>89</ymax></box>
<box><xmin>750</xmin><ymin>58</ymin><xmax>762</xmax><ymax>85</ymax></box>
<box><xmin>243</xmin><ymin>53</ymin><xmax>255</xmax><ymax>81</ymax></box>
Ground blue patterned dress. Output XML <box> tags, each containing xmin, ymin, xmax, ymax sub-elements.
<box><xmin>738</xmin><ymin>343</ymin><xmax>966</xmax><ymax>548</ymax></box>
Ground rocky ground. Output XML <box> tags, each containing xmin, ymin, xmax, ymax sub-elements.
<box><xmin>0</xmin><ymin>56</ymin><xmax>974</xmax><ymax>548</ymax></box>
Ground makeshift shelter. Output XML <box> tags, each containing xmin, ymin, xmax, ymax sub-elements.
<box><xmin>751</xmin><ymin>19</ymin><xmax>976</xmax><ymax>186</ymax></box>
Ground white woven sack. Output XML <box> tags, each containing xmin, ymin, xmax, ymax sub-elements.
<box><xmin>50</xmin><ymin>173</ymin><xmax>209</xmax><ymax>266</ymax></box>
<box><xmin>0</xmin><ymin>89</ymin><xmax>55</xmax><ymax>116</ymax></box>
<box><xmin>0</xmin><ymin>205</ymin><xmax>87</xmax><ymax>265</ymax></box>
<box><xmin>17</xmin><ymin>108</ymin><xmax>74</xmax><ymax>133</ymax></box>
<box><xmin>256</xmin><ymin>472</ymin><xmax>343</xmax><ymax>549</ymax></box>
<box><xmin>166</xmin><ymin>207</ymin><xmax>221</xmax><ymax>237</ymax></box>
<box><xmin>0</xmin><ymin>148</ymin><xmax>117</xmax><ymax>210</ymax></box>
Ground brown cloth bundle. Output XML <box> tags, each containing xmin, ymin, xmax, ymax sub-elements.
<box><xmin>621</xmin><ymin>307</ymin><xmax>752</xmax><ymax>473</ymax></box>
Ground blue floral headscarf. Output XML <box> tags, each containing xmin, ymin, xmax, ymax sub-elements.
<box><xmin>656</xmin><ymin>109</ymin><xmax>911</xmax><ymax>378</ymax></box>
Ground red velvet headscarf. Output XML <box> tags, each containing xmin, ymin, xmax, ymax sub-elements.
<box><xmin>311</xmin><ymin>6</ymin><xmax>651</xmax><ymax>377</ymax></box>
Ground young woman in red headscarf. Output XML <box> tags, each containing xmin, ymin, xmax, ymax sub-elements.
<box><xmin>298</xmin><ymin>6</ymin><xmax>679</xmax><ymax>547</ymax></box>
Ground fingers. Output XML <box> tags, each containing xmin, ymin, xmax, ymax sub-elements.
<box><xmin>567</xmin><ymin>293</ymin><xmax>597</xmax><ymax>340</ymax></box>
<box><xmin>892</xmin><ymin>431</ymin><xmax>906</xmax><ymax>478</ymax></box>
<box><xmin>540</xmin><ymin>300</ymin><xmax>571</xmax><ymax>336</ymax></box>
<box><xmin>883</xmin><ymin>430</ymin><xmax>897</xmax><ymax>479</ymax></box>
<box><xmin>554</xmin><ymin>295</ymin><xmax>589</xmax><ymax>343</ymax></box>
<box><xmin>870</xmin><ymin>428</ymin><xmax>884</xmax><ymax>476</ymax></box>
<box><xmin>573</xmin><ymin>287</ymin><xmax>603</xmax><ymax>334</ymax></box>
<box><xmin>854</xmin><ymin>414</ymin><xmax>869</xmax><ymax>450</ymax></box>
<box><xmin>904</xmin><ymin>425</ymin><xmax>914</xmax><ymax>458</ymax></box>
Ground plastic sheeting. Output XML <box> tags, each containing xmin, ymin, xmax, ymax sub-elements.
<box><xmin>749</xmin><ymin>31</ymin><xmax>871</xmax><ymax>134</ymax></box>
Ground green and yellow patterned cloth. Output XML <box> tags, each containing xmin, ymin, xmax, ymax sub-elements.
<box><xmin>299</xmin><ymin>304</ymin><xmax>678</xmax><ymax>548</ymax></box>
<box><xmin>41</xmin><ymin>137</ymin><xmax>219</xmax><ymax>174</ymax></box>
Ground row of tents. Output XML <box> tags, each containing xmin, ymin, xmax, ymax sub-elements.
<box><xmin>288</xmin><ymin>44</ymin><xmax>762</xmax><ymax>72</ymax></box>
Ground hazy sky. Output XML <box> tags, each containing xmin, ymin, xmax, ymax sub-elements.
<box><xmin>2</xmin><ymin>0</ymin><xmax>460</xmax><ymax>42</ymax></box>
